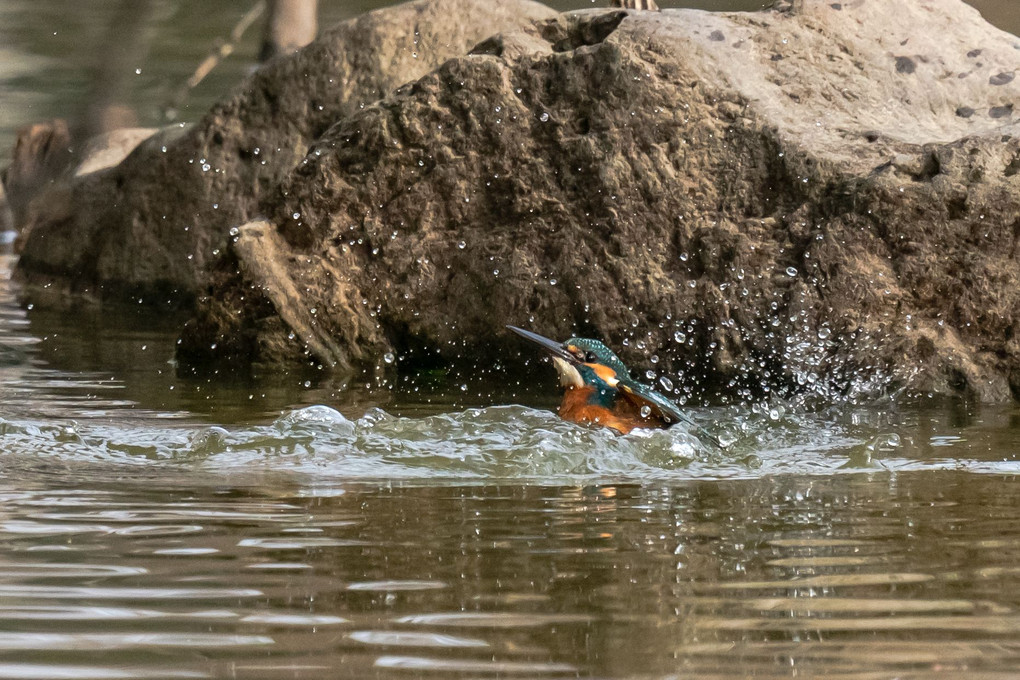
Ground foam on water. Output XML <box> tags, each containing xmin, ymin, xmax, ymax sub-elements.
<box><xmin>2</xmin><ymin>402</ymin><xmax>1016</xmax><ymax>483</ymax></box>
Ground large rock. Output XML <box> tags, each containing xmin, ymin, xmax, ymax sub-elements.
<box><xmin>15</xmin><ymin>0</ymin><xmax>1020</xmax><ymax>403</ymax></box>
<box><xmin>180</xmin><ymin>0</ymin><xmax>1020</xmax><ymax>402</ymax></box>
<box><xmin>12</xmin><ymin>0</ymin><xmax>557</xmax><ymax>304</ymax></box>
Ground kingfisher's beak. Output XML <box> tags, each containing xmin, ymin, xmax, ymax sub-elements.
<box><xmin>506</xmin><ymin>326</ymin><xmax>579</xmax><ymax>364</ymax></box>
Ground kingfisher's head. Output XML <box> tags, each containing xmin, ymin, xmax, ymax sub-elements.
<box><xmin>507</xmin><ymin>326</ymin><xmax>631</xmax><ymax>391</ymax></box>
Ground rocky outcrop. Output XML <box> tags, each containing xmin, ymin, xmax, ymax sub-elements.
<box><xmin>181</xmin><ymin>0</ymin><xmax>1020</xmax><ymax>402</ymax></box>
<box><xmin>12</xmin><ymin>0</ymin><xmax>557</xmax><ymax>304</ymax></box>
<box><xmin>18</xmin><ymin>0</ymin><xmax>1020</xmax><ymax>402</ymax></box>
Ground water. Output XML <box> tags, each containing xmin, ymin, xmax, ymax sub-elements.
<box><xmin>2</xmin><ymin>250</ymin><xmax>1019</xmax><ymax>678</ymax></box>
<box><xmin>0</xmin><ymin>475</ymin><xmax>1016</xmax><ymax>679</ymax></box>
<box><xmin>1</xmin><ymin>1</ymin><xmax>1020</xmax><ymax>675</ymax></box>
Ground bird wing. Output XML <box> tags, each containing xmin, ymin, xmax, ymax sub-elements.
<box><xmin>618</xmin><ymin>380</ymin><xmax>723</xmax><ymax>447</ymax></box>
<box><xmin>618</xmin><ymin>379</ymin><xmax>687</xmax><ymax>425</ymax></box>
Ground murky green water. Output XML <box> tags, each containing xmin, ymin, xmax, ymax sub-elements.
<box><xmin>2</xmin><ymin>247</ymin><xmax>1020</xmax><ymax>678</ymax></box>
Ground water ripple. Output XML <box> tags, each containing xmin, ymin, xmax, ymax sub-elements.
<box><xmin>374</xmin><ymin>655</ymin><xmax>579</xmax><ymax>673</ymax></box>
<box><xmin>3</xmin><ymin>402</ymin><xmax>1015</xmax><ymax>481</ymax></box>
<box><xmin>0</xmin><ymin>665</ymin><xmax>207</xmax><ymax>679</ymax></box>
<box><xmin>348</xmin><ymin>630</ymin><xmax>489</xmax><ymax>648</ymax></box>
<box><xmin>0</xmin><ymin>632</ymin><xmax>273</xmax><ymax>650</ymax></box>
<box><xmin>0</xmin><ymin>585</ymin><xmax>263</xmax><ymax>600</ymax></box>
<box><xmin>394</xmin><ymin>612</ymin><xmax>593</xmax><ymax>628</ymax></box>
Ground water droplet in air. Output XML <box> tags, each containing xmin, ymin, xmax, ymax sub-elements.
<box><xmin>539</xmin><ymin>112</ymin><xmax>550</xmax><ymax>122</ymax></box>
<box><xmin>786</xmin><ymin>266</ymin><xmax>798</xmax><ymax>277</ymax></box>
<box><xmin>457</xmin><ymin>241</ymin><xmax>466</xmax><ymax>249</ymax></box>
<box><xmin>640</xmin><ymin>405</ymin><xmax>652</xmax><ymax>418</ymax></box>
<box><xmin>383</xmin><ymin>352</ymin><xmax>395</xmax><ymax>364</ymax></box>
<box><xmin>659</xmin><ymin>376</ymin><xmax>674</xmax><ymax>392</ymax></box>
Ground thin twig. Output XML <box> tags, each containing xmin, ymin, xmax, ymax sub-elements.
<box><xmin>164</xmin><ymin>1</ymin><xmax>266</xmax><ymax>118</ymax></box>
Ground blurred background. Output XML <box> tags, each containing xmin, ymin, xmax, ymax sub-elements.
<box><xmin>0</xmin><ymin>0</ymin><xmax>1017</xmax><ymax>163</ymax></box>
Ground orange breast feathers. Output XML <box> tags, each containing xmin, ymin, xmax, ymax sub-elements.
<box><xmin>558</xmin><ymin>386</ymin><xmax>640</xmax><ymax>435</ymax></box>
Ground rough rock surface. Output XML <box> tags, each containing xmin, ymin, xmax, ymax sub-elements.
<box><xmin>180</xmin><ymin>0</ymin><xmax>1020</xmax><ymax>402</ymax></box>
<box><xmin>13</xmin><ymin>0</ymin><xmax>557</xmax><ymax>304</ymax></box>
<box><xmin>1</xmin><ymin>121</ymin><xmax>73</xmax><ymax>231</ymax></box>
<box><xmin>19</xmin><ymin>0</ymin><xmax>1020</xmax><ymax>402</ymax></box>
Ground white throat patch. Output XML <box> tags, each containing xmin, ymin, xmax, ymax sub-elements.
<box><xmin>551</xmin><ymin>357</ymin><xmax>584</xmax><ymax>388</ymax></box>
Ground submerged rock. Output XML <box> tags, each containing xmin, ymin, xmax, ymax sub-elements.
<box><xmin>18</xmin><ymin>0</ymin><xmax>1020</xmax><ymax>402</ymax></box>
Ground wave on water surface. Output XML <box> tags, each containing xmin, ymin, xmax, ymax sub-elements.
<box><xmin>2</xmin><ymin>402</ymin><xmax>1016</xmax><ymax>482</ymax></box>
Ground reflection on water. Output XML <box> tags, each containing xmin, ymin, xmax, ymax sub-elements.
<box><xmin>0</xmin><ymin>475</ymin><xmax>1016</xmax><ymax>678</ymax></box>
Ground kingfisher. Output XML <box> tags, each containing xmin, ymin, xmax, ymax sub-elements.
<box><xmin>507</xmin><ymin>325</ymin><xmax>701</xmax><ymax>436</ymax></box>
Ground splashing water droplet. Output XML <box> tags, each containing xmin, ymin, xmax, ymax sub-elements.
<box><xmin>786</xmin><ymin>266</ymin><xmax>798</xmax><ymax>277</ymax></box>
<box><xmin>383</xmin><ymin>352</ymin><xmax>395</xmax><ymax>364</ymax></box>
<box><xmin>659</xmin><ymin>376</ymin><xmax>674</xmax><ymax>392</ymax></box>
<box><xmin>539</xmin><ymin>112</ymin><xmax>550</xmax><ymax>122</ymax></box>
<box><xmin>640</xmin><ymin>405</ymin><xmax>652</xmax><ymax>418</ymax></box>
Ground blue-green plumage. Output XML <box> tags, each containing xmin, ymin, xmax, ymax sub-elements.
<box><xmin>575</xmin><ymin>364</ymin><xmax>618</xmax><ymax>408</ymax></box>
<box><xmin>564</xmin><ymin>338</ymin><xmax>632</xmax><ymax>379</ymax></box>
<box><xmin>508</xmin><ymin>325</ymin><xmax>723</xmax><ymax>444</ymax></box>
<box><xmin>562</xmin><ymin>337</ymin><xmax>688</xmax><ymax>423</ymax></box>
<box><xmin>507</xmin><ymin>325</ymin><xmax>697</xmax><ymax>433</ymax></box>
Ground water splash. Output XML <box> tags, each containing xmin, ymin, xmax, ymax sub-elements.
<box><xmin>2</xmin><ymin>402</ymin><xmax>1016</xmax><ymax>483</ymax></box>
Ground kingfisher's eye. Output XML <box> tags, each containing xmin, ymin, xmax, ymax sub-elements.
<box><xmin>585</xmin><ymin>351</ymin><xmax>598</xmax><ymax>363</ymax></box>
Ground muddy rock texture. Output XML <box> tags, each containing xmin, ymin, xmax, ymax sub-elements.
<box><xmin>12</xmin><ymin>0</ymin><xmax>557</xmax><ymax>304</ymax></box>
<box><xmin>177</xmin><ymin>0</ymin><xmax>1020</xmax><ymax>402</ymax></box>
<box><xmin>19</xmin><ymin>0</ymin><xmax>1020</xmax><ymax>402</ymax></box>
